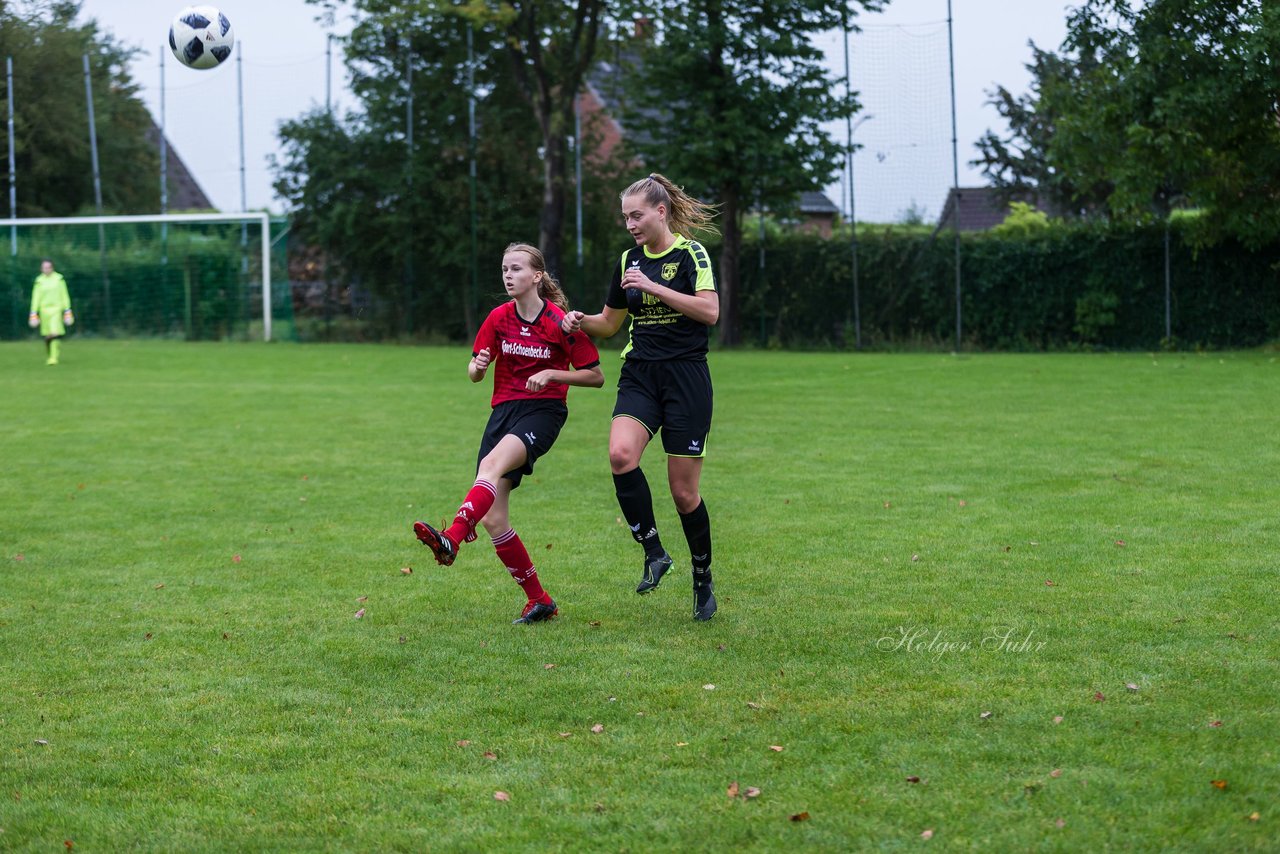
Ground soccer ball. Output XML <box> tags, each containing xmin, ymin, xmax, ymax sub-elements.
<box><xmin>169</xmin><ymin>6</ymin><xmax>235</xmax><ymax>70</ymax></box>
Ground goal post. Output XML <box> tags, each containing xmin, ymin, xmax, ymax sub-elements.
<box><xmin>2</xmin><ymin>211</ymin><xmax>286</xmax><ymax>342</ymax></box>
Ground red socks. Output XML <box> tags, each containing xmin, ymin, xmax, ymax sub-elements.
<box><xmin>492</xmin><ymin>528</ymin><xmax>550</xmax><ymax>604</ymax></box>
<box><xmin>444</xmin><ymin>479</ymin><xmax>498</xmax><ymax>546</ymax></box>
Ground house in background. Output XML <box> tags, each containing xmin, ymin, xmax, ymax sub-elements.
<box><xmin>579</xmin><ymin>27</ymin><xmax>843</xmax><ymax>237</ymax></box>
<box><xmin>935</xmin><ymin>186</ymin><xmax>1058</xmax><ymax>233</ymax></box>
<box><xmin>144</xmin><ymin>118</ymin><xmax>214</xmax><ymax>210</ymax></box>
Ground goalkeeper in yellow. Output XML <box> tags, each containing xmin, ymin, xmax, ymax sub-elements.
<box><xmin>29</xmin><ymin>259</ymin><xmax>74</xmax><ymax>365</ymax></box>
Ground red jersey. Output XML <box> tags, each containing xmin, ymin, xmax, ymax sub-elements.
<box><xmin>472</xmin><ymin>299</ymin><xmax>601</xmax><ymax>407</ymax></box>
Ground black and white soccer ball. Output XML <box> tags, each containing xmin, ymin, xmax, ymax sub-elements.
<box><xmin>169</xmin><ymin>6</ymin><xmax>235</xmax><ymax>70</ymax></box>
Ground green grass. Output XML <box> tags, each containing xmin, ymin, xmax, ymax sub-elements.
<box><xmin>1</xmin><ymin>340</ymin><xmax>1277</xmax><ymax>851</ymax></box>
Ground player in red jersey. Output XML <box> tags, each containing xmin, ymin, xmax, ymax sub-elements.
<box><xmin>414</xmin><ymin>243</ymin><xmax>603</xmax><ymax>624</ymax></box>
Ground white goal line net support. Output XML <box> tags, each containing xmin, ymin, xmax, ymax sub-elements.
<box><xmin>2</xmin><ymin>211</ymin><xmax>275</xmax><ymax>341</ymax></box>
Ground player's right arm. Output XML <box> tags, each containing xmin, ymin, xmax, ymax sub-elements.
<box><xmin>469</xmin><ymin>311</ymin><xmax>498</xmax><ymax>382</ymax></box>
<box><xmin>562</xmin><ymin>251</ymin><xmax>629</xmax><ymax>337</ymax></box>
<box><xmin>469</xmin><ymin>348</ymin><xmax>491</xmax><ymax>383</ymax></box>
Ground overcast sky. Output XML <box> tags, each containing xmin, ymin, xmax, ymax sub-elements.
<box><xmin>72</xmin><ymin>0</ymin><xmax>1071</xmax><ymax>222</ymax></box>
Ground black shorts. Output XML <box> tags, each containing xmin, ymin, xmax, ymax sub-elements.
<box><xmin>612</xmin><ymin>359</ymin><xmax>713</xmax><ymax>457</ymax></box>
<box><xmin>477</xmin><ymin>399</ymin><xmax>568</xmax><ymax>489</ymax></box>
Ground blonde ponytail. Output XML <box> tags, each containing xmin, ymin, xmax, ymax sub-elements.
<box><xmin>504</xmin><ymin>242</ymin><xmax>569</xmax><ymax>311</ymax></box>
<box><xmin>621</xmin><ymin>172</ymin><xmax>720</xmax><ymax>237</ymax></box>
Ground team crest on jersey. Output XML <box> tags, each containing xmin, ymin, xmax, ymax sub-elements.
<box><xmin>661</xmin><ymin>262</ymin><xmax>679</xmax><ymax>281</ymax></box>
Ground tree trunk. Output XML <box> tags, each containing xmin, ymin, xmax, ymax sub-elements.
<box><xmin>718</xmin><ymin>185</ymin><xmax>741</xmax><ymax>346</ymax></box>
<box><xmin>539</xmin><ymin>127</ymin><xmax>567</xmax><ymax>280</ymax></box>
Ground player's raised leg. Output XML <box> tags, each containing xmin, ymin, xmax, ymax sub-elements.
<box><xmin>414</xmin><ymin>434</ymin><xmax>528</xmax><ymax>566</ymax></box>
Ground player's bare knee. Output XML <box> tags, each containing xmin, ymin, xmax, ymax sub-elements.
<box><xmin>670</xmin><ymin>485</ymin><xmax>700</xmax><ymax>514</ymax></box>
<box><xmin>609</xmin><ymin>445</ymin><xmax>639</xmax><ymax>474</ymax></box>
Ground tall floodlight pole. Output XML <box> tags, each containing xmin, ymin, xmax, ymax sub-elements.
<box><xmin>405</xmin><ymin>47</ymin><xmax>414</xmax><ymax>335</ymax></box>
<box><xmin>947</xmin><ymin>0</ymin><xmax>962</xmax><ymax>351</ymax></box>
<box><xmin>159</xmin><ymin>48</ymin><xmax>168</xmax><ymax>266</ymax></box>
<box><xmin>236</xmin><ymin>44</ymin><xmax>248</xmax><ymax>276</ymax></box>
<box><xmin>842</xmin><ymin>11</ymin><xmax>861</xmax><ymax>350</ymax></box>
<box><xmin>325</xmin><ymin>33</ymin><xmax>333</xmax><ymax>114</ymax></box>
<box><xmin>574</xmin><ymin>94</ymin><xmax>584</xmax><ymax>299</ymax></box>
<box><xmin>84</xmin><ymin>54</ymin><xmax>111</xmax><ymax>332</ymax></box>
<box><xmin>467</xmin><ymin>24</ymin><xmax>478</xmax><ymax>337</ymax></box>
<box><xmin>7</xmin><ymin>56</ymin><xmax>16</xmax><ymax>256</ymax></box>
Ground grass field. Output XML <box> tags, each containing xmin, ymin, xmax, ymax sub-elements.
<box><xmin>1</xmin><ymin>340</ymin><xmax>1277</xmax><ymax>851</ymax></box>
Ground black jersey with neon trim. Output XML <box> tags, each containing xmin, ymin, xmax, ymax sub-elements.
<box><xmin>605</xmin><ymin>234</ymin><xmax>716</xmax><ymax>362</ymax></box>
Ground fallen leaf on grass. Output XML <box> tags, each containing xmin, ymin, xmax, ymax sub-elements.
<box><xmin>769</xmin><ymin>745</ymin><xmax>784</xmax><ymax>752</ymax></box>
<box><xmin>1126</xmin><ymin>683</ymin><xmax>1139</xmax><ymax>692</ymax></box>
<box><xmin>883</xmin><ymin>501</ymin><xmax>891</xmax><ymax>508</ymax></box>
<box><xmin>400</xmin><ymin>567</ymin><xmax>413</xmax><ymax>575</ymax></box>
<box><xmin>1093</xmin><ymin>692</ymin><xmax>1105</xmax><ymax>702</ymax></box>
<box><xmin>747</xmin><ymin>702</ymin><xmax>761</xmax><ymax>710</ymax></box>
<box><xmin>676</xmin><ymin>742</ymin><xmax>688</xmax><ymax>747</ymax></box>
<box><xmin>745</xmin><ymin>786</ymin><xmax>761</xmax><ymax>798</ymax></box>
<box><xmin>727</xmin><ymin>781</ymin><xmax>739</xmax><ymax>798</ymax></box>
<box><xmin>1053</xmin><ymin>715</ymin><xmax>1064</xmax><ymax>724</ymax></box>
<box><xmin>906</xmin><ymin>776</ymin><xmax>921</xmax><ymax>784</ymax></box>
<box><xmin>545</xmin><ymin>543</ymin><xmax>553</xmax><ymax>550</ymax></box>
<box><xmin>1211</xmin><ymin>779</ymin><xmax>1228</xmax><ymax>790</ymax></box>
<box><xmin>590</xmin><ymin>724</ymin><xmax>604</xmax><ymax>734</ymax></box>
<box><xmin>13</xmin><ymin>553</ymin><xmax>24</xmax><ymax>562</ymax></box>
<box><xmin>398</xmin><ymin>636</ymin><xmax>407</xmax><ymax>644</ymax></box>
<box><xmin>958</xmin><ymin>500</ymin><xmax>967</xmax><ymax>507</ymax></box>
<box><xmin>1249</xmin><ymin>812</ymin><xmax>1260</xmax><ymax>822</ymax></box>
<box><xmin>354</xmin><ymin>609</ymin><xmax>365</xmax><ymax>619</ymax></box>
<box><xmin>911</xmin><ymin>554</ymin><xmax>920</xmax><ymax>562</ymax></box>
<box><xmin>34</xmin><ymin>739</ymin><xmax>48</xmax><ymax>746</ymax></box>
<box><xmin>980</xmin><ymin>711</ymin><xmax>993</xmax><ymax>720</ymax></box>
<box><xmin>494</xmin><ymin>791</ymin><xmax>510</xmax><ymax>802</ymax></box>
<box><xmin>153</xmin><ymin>583</ymin><xmax>165</xmax><ymax>590</ymax></box>
<box><xmin>789</xmin><ymin>811</ymin><xmax>810</xmax><ymax>822</ymax></box>
<box><xmin>65</xmin><ymin>841</ymin><xmax>73</xmax><ymax>850</ymax></box>
<box><xmin>232</xmin><ymin>554</ymin><xmax>242</xmax><ymax>563</ymax></box>
<box><xmin>483</xmin><ymin>752</ymin><xmax>497</xmax><ymax>761</ymax></box>
<box><xmin>1115</xmin><ymin>539</ymin><xmax>1127</xmax><ymax>547</ymax></box>
<box><xmin>1045</xmin><ymin>579</ymin><xmax>1055</xmax><ymax>586</ymax></box>
<box><xmin>588</xmin><ymin>620</ymin><xmax>601</xmax><ymax>627</ymax></box>
<box><xmin>544</xmin><ymin>663</ymin><xmax>556</xmax><ymax>670</ymax></box>
<box><xmin>1050</xmin><ymin>769</ymin><xmax>1062</xmax><ymax>778</ymax></box>
<box><xmin>703</xmin><ymin>684</ymin><xmax>716</xmax><ymax>691</ymax></box>
<box><xmin>456</xmin><ymin>740</ymin><xmax>471</xmax><ymax>747</ymax></box>
<box><xmin>1055</xmin><ymin>818</ymin><xmax>1066</xmax><ymax>829</ymax></box>
<box><xmin>357</xmin><ymin>596</ymin><xmax>368</xmax><ymax>603</ymax></box>
<box><xmin>1209</xmin><ymin>720</ymin><xmax>1223</xmax><ymax>728</ymax></box>
<box><xmin>1002</xmin><ymin>545</ymin><xmax>1012</xmax><ymax>552</ymax></box>
<box><xmin>921</xmin><ymin>829</ymin><xmax>934</xmax><ymax>840</ymax></box>
<box><xmin>144</xmin><ymin>633</ymin><xmax>153</xmax><ymax>640</ymax></box>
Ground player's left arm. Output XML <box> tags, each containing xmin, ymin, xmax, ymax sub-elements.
<box><xmin>621</xmin><ymin>270</ymin><xmax>719</xmax><ymax>326</ymax></box>
<box><xmin>621</xmin><ymin>248</ymin><xmax>718</xmax><ymax>325</ymax></box>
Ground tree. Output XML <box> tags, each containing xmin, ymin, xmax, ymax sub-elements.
<box><xmin>972</xmin><ymin>45</ymin><xmax>1111</xmax><ymax>218</ymax></box>
<box><xmin>979</xmin><ymin>0</ymin><xmax>1280</xmax><ymax>247</ymax></box>
<box><xmin>280</xmin><ymin>2</ymin><xmax>626</xmax><ymax>339</ymax></box>
<box><xmin>0</xmin><ymin>0</ymin><xmax>161</xmax><ymax>216</ymax></box>
<box><xmin>616</xmin><ymin>0</ymin><xmax>882</xmax><ymax>346</ymax></box>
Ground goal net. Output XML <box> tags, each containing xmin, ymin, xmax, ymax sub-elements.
<box><xmin>2</xmin><ymin>212</ymin><xmax>292</xmax><ymax>342</ymax></box>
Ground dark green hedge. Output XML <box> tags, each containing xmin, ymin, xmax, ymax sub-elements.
<box><xmin>734</xmin><ymin>222</ymin><xmax>1280</xmax><ymax>350</ymax></box>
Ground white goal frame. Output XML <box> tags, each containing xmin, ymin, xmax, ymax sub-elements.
<box><xmin>2</xmin><ymin>212</ymin><xmax>276</xmax><ymax>341</ymax></box>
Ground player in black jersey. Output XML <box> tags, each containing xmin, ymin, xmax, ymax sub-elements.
<box><xmin>563</xmin><ymin>173</ymin><xmax>720</xmax><ymax>621</ymax></box>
